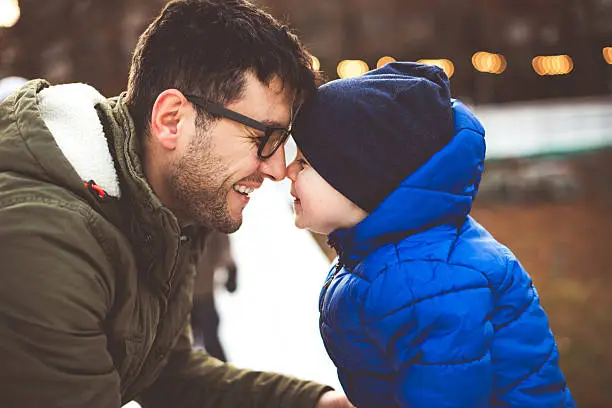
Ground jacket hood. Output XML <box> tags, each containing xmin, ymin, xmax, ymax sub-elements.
<box><xmin>328</xmin><ymin>100</ymin><xmax>485</xmax><ymax>264</ymax></box>
<box><xmin>0</xmin><ymin>80</ymin><xmax>120</xmax><ymax>200</ymax></box>
<box><xmin>0</xmin><ymin>79</ymin><xmax>190</xmax><ymax>285</ymax></box>
<box><xmin>0</xmin><ymin>79</ymin><xmax>171</xmax><ymax>220</ymax></box>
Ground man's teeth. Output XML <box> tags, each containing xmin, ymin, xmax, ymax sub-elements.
<box><xmin>233</xmin><ymin>185</ymin><xmax>255</xmax><ymax>195</ymax></box>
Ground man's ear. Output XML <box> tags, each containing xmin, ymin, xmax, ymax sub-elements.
<box><xmin>150</xmin><ymin>89</ymin><xmax>190</xmax><ymax>151</ymax></box>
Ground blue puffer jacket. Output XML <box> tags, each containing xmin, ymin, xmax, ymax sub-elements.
<box><xmin>320</xmin><ymin>100</ymin><xmax>575</xmax><ymax>408</ymax></box>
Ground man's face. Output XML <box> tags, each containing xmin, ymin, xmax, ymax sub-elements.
<box><xmin>163</xmin><ymin>73</ymin><xmax>293</xmax><ymax>233</ymax></box>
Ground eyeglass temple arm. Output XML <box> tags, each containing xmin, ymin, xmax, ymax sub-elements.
<box><xmin>186</xmin><ymin>95</ymin><xmax>267</xmax><ymax>132</ymax></box>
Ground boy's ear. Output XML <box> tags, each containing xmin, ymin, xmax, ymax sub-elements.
<box><xmin>150</xmin><ymin>89</ymin><xmax>190</xmax><ymax>151</ymax></box>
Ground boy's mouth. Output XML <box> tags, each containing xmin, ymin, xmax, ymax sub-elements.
<box><xmin>292</xmin><ymin>197</ymin><xmax>301</xmax><ymax>211</ymax></box>
<box><xmin>292</xmin><ymin>192</ymin><xmax>301</xmax><ymax>205</ymax></box>
<box><xmin>289</xmin><ymin>187</ymin><xmax>299</xmax><ymax>202</ymax></box>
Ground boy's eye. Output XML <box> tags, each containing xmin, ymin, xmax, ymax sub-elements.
<box><xmin>296</xmin><ymin>158</ymin><xmax>308</xmax><ymax>168</ymax></box>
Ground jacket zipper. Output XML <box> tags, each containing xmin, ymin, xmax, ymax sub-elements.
<box><xmin>319</xmin><ymin>260</ymin><xmax>344</xmax><ymax>317</ymax></box>
<box><xmin>166</xmin><ymin>234</ymin><xmax>190</xmax><ymax>298</ymax></box>
<box><xmin>320</xmin><ymin>236</ymin><xmax>345</xmax><ymax>314</ymax></box>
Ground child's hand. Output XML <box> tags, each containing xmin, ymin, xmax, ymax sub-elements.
<box><xmin>316</xmin><ymin>391</ymin><xmax>355</xmax><ymax>408</ymax></box>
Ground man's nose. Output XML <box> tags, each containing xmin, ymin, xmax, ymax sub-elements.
<box><xmin>259</xmin><ymin>145</ymin><xmax>287</xmax><ymax>181</ymax></box>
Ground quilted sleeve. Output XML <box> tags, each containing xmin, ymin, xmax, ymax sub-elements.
<box><xmin>362</xmin><ymin>261</ymin><xmax>495</xmax><ymax>407</ymax></box>
<box><xmin>487</xmin><ymin>258</ymin><xmax>573</xmax><ymax>407</ymax></box>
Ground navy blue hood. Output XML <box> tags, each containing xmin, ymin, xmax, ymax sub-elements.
<box><xmin>328</xmin><ymin>100</ymin><xmax>485</xmax><ymax>264</ymax></box>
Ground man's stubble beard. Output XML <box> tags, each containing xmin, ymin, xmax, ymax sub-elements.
<box><xmin>166</xmin><ymin>128</ymin><xmax>242</xmax><ymax>233</ymax></box>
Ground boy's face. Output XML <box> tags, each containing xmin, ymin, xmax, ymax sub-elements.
<box><xmin>286</xmin><ymin>150</ymin><xmax>368</xmax><ymax>235</ymax></box>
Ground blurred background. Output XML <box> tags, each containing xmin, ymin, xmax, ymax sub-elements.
<box><xmin>1</xmin><ymin>0</ymin><xmax>611</xmax><ymax>406</ymax></box>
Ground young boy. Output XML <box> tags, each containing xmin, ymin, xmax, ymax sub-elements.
<box><xmin>286</xmin><ymin>62</ymin><xmax>575</xmax><ymax>407</ymax></box>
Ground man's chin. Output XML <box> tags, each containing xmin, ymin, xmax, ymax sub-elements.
<box><xmin>191</xmin><ymin>207</ymin><xmax>242</xmax><ymax>233</ymax></box>
<box><xmin>219</xmin><ymin>218</ymin><xmax>242</xmax><ymax>234</ymax></box>
<box><xmin>224</xmin><ymin>194</ymin><xmax>248</xmax><ymax>232</ymax></box>
<box><xmin>205</xmin><ymin>209</ymin><xmax>242</xmax><ymax>233</ymax></box>
<box><xmin>215</xmin><ymin>206</ymin><xmax>243</xmax><ymax>233</ymax></box>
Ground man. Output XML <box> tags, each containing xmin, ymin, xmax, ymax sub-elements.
<box><xmin>191</xmin><ymin>231</ymin><xmax>237</xmax><ymax>361</ymax></box>
<box><xmin>0</xmin><ymin>0</ymin><xmax>352</xmax><ymax>407</ymax></box>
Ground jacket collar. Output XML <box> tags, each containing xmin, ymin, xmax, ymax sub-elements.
<box><xmin>328</xmin><ymin>100</ymin><xmax>486</xmax><ymax>267</ymax></box>
<box><xmin>38</xmin><ymin>82</ymin><xmax>174</xmax><ymax>223</ymax></box>
<box><xmin>39</xmin><ymin>83</ymin><xmax>121</xmax><ymax>197</ymax></box>
<box><xmin>38</xmin><ymin>82</ymin><xmax>190</xmax><ymax>288</ymax></box>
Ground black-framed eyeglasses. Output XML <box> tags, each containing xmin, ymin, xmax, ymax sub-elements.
<box><xmin>184</xmin><ymin>94</ymin><xmax>295</xmax><ymax>159</ymax></box>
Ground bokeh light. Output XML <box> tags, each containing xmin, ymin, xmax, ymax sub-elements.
<box><xmin>532</xmin><ymin>55</ymin><xmax>574</xmax><ymax>75</ymax></box>
<box><xmin>417</xmin><ymin>59</ymin><xmax>454</xmax><ymax>78</ymax></box>
<box><xmin>310</xmin><ymin>55</ymin><xmax>320</xmax><ymax>71</ymax></box>
<box><xmin>376</xmin><ymin>56</ymin><xmax>396</xmax><ymax>69</ymax></box>
<box><xmin>0</xmin><ymin>0</ymin><xmax>20</xmax><ymax>28</ymax></box>
<box><xmin>337</xmin><ymin>59</ymin><xmax>369</xmax><ymax>79</ymax></box>
<box><xmin>472</xmin><ymin>51</ymin><xmax>507</xmax><ymax>74</ymax></box>
<box><xmin>603</xmin><ymin>47</ymin><xmax>612</xmax><ymax>65</ymax></box>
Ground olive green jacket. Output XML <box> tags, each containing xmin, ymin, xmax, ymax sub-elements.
<box><xmin>0</xmin><ymin>80</ymin><xmax>330</xmax><ymax>407</ymax></box>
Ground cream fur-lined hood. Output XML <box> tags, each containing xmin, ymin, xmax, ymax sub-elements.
<box><xmin>0</xmin><ymin>79</ymin><xmax>126</xmax><ymax>202</ymax></box>
<box><xmin>39</xmin><ymin>83</ymin><xmax>121</xmax><ymax>197</ymax></box>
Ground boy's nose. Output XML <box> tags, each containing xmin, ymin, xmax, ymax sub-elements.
<box><xmin>286</xmin><ymin>159</ymin><xmax>299</xmax><ymax>182</ymax></box>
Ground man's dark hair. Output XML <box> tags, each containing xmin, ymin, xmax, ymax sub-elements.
<box><xmin>125</xmin><ymin>0</ymin><xmax>316</xmax><ymax>138</ymax></box>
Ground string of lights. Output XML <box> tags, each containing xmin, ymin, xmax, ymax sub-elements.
<box><xmin>312</xmin><ymin>50</ymin><xmax>612</xmax><ymax>80</ymax></box>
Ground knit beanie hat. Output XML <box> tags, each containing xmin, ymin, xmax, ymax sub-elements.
<box><xmin>291</xmin><ymin>62</ymin><xmax>453</xmax><ymax>213</ymax></box>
